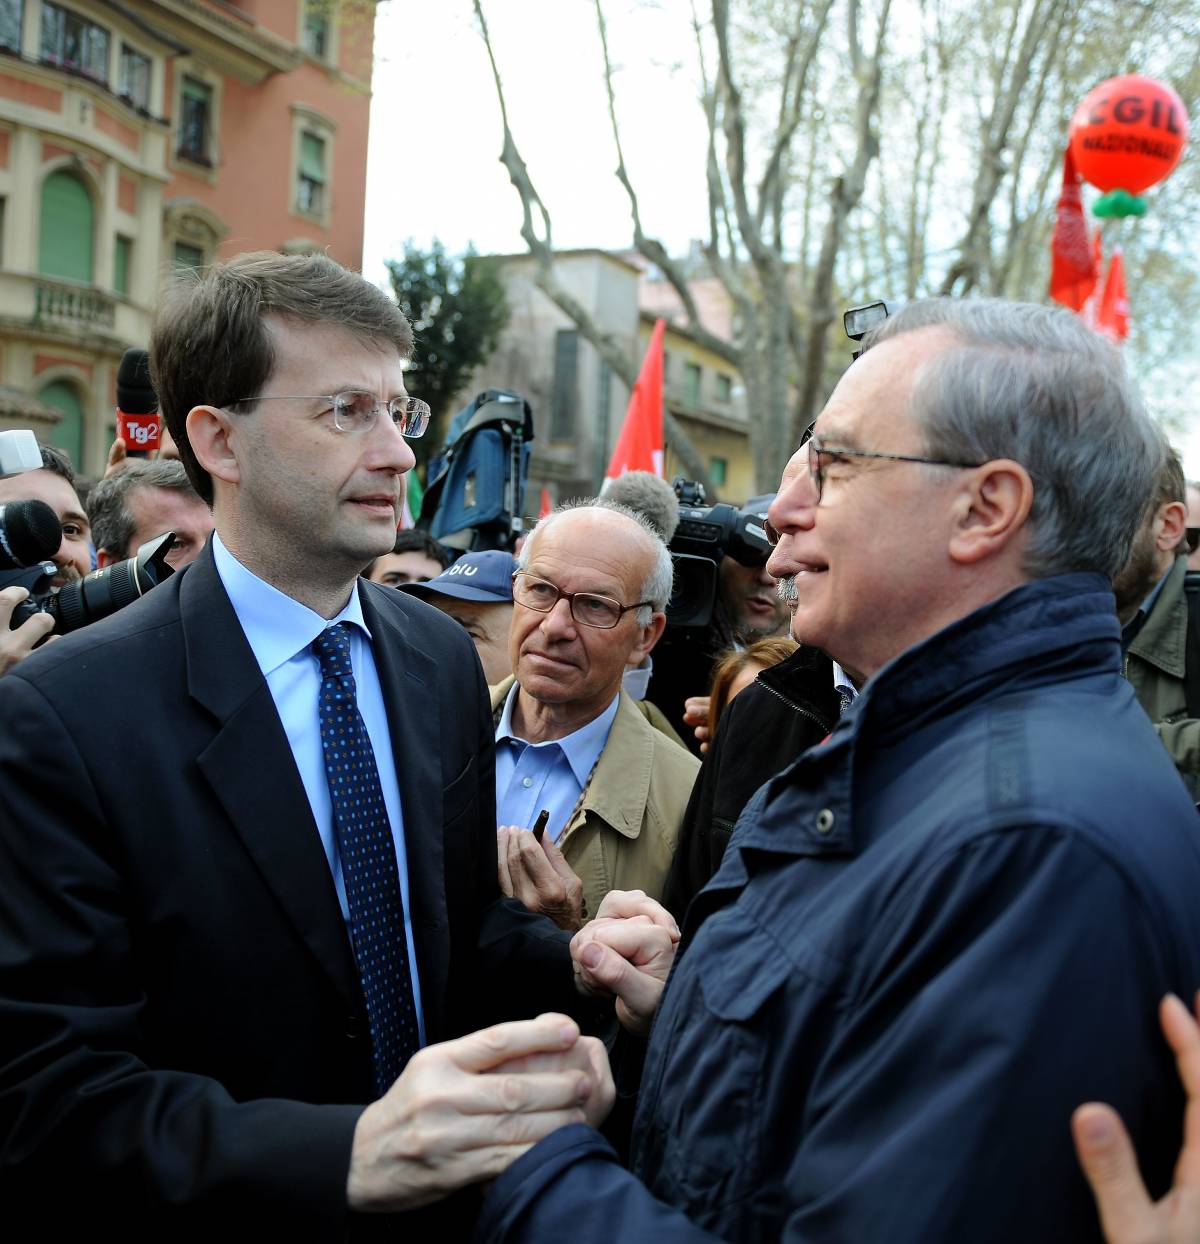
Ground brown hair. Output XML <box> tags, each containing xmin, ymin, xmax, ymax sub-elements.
<box><xmin>707</xmin><ymin>636</ymin><xmax>798</xmax><ymax>741</ymax></box>
<box><xmin>149</xmin><ymin>250</ymin><xmax>414</xmax><ymax>504</ymax></box>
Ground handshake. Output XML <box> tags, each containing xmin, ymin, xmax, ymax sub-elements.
<box><xmin>347</xmin><ymin>890</ymin><xmax>678</xmax><ymax>1213</ymax></box>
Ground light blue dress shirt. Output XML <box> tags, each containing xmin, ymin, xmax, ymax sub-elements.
<box><xmin>212</xmin><ymin>533</ymin><xmax>425</xmax><ymax>1045</ymax></box>
<box><xmin>495</xmin><ymin>683</ymin><xmax>620</xmax><ymax>844</ymax></box>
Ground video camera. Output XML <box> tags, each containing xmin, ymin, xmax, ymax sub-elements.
<box><xmin>667</xmin><ymin>478</ymin><xmax>773</xmax><ymax>628</ymax></box>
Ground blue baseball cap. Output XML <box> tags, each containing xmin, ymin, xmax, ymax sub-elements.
<box><xmin>400</xmin><ymin>549</ymin><xmax>517</xmax><ymax>604</ymax></box>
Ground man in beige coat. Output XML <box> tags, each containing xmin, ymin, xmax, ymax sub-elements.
<box><xmin>492</xmin><ymin>501</ymin><xmax>700</xmax><ymax>929</ymax></box>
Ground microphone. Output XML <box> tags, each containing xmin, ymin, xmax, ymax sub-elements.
<box><xmin>116</xmin><ymin>348</ymin><xmax>159</xmax><ymax>458</ymax></box>
<box><xmin>0</xmin><ymin>499</ymin><xmax>61</xmax><ymax>570</ymax></box>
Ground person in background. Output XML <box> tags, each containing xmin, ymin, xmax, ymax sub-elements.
<box><xmin>1112</xmin><ymin>437</ymin><xmax>1200</xmax><ymax>800</ymax></box>
<box><xmin>367</xmin><ymin>527</ymin><xmax>452</xmax><ymax>586</ymax></box>
<box><xmin>87</xmin><ymin>459</ymin><xmax>214</xmax><ymax>570</ymax></box>
<box><xmin>493</xmin><ymin>500</ymin><xmax>698</xmax><ymax>930</ymax></box>
<box><xmin>704</xmin><ymin>636</ymin><xmax>798</xmax><ymax>749</ymax></box>
<box><xmin>402</xmin><ymin>549</ymin><xmax>516</xmax><ymax>686</ymax></box>
<box><xmin>0</xmin><ymin>442</ymin><xmax>91</xmax><ymax>588</ymax></box>
<box><xmin>1185</xmin><ymin>481</ymin><xmax>1200</xmax><ymax>572</ymax></box>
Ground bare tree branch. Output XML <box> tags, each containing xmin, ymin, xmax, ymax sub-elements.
<box><xmin>472</xmin><ymin>0</ymin><xmax>712</xmax><ymax>489</ymax></box>
<box><xmin>594</xmin><ymin>0</ymin><xmax>739</xmax><ymax>367</ymax></box>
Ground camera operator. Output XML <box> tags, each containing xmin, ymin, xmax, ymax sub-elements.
<box><xmin>643</xmin><ymin>482</ymin><xmax>784</xmax><ymax>753</ymax></box>
<box><xmin>0</xmin><ymin>443</ymin><xmax>90</xmax><ymax>675</ymax></box>
<box><xmin>88</xmin><ymin>459</ymin><xmax>213</xmax><ymax>571</ymax></box>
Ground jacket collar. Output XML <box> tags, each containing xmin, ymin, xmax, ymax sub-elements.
<box><xmin>725</xmin><ymin>573</ymin><xmax>1119</xmax><ymax>866</ymax></box>
<box><xmin>489</xmin><ymin>679</ymin><xmax>652</xmax><ymax>842</ymax></box>
<box><xmin>1128</xmin><ymin>555</ymin><xmax>1189</xmax><ymax>679</ymax></box>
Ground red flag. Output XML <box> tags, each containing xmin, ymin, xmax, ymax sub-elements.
<box><xmin>538</xmin><ymin>486</ymin><xmax>552</xmax><ymax>519</ymax></box>
<box><xmin>1094</xmin><ymin>248</ymin><xmax>1130</xmax><ymax>343</ymax></box>
<box><xmin>1049</xmin><ymin>146</ymin><xmax>1098</xmax><ymax>311</ymax></box>
<box><xmin>605</xmin><ymin>319</ymin><xmax>665</xmax><ymax>483</ymax></box>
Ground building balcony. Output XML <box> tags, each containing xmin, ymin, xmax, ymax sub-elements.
<box><xmin>0</xmin><ymin>270</ymin><xmax>149</xmax><ymax>348</ymax></box>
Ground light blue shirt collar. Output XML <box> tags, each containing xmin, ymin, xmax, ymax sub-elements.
<box><xmin>496</xmin><ymin>681</ymin><xmax>620</xmax><ymax>785</ymax></box>
<box><xmin>212</xmin><ymin>531</ymin><xmax>371</xmax><ymax>675</ymax></box>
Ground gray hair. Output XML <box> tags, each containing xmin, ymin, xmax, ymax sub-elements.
<box><xmin>862</xmin><ymin>298</ymin><xmax>1162</xmax><ymax>580</ymax></box>
<box><xmin>602</xmin><ymin>471</ymin><xmax>681</xmax><ymax>542</ymax></box>
<box><xmin>87</xmin><ymin>459</ymin><xmax>203</xmax><ymax>558</ymax></box>
<box><xmin>519</xmin><ymin>497</ymin><xmax>674</xmax><ymax>622</ymax></box>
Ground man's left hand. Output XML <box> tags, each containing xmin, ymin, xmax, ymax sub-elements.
<box><xmin>498</xmin><ymin>824</ymin><xmax>585</xmax><ymax>932</ymax></box>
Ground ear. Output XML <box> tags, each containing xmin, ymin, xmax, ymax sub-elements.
<box><xmin>186</xmin><ymin>405</ymin><xmax>241</xmax><ymax>489</ymax></box>
<box><xmin>631</xmin><ymin>612</ymin><xmax>667</xmax><ymax>662</ymax></box>
<box><xmin>947</xmin><ymin>459</ymin><xmax>1034</xmax><ymax>566</ymax></box>
<box><xmin>1155</xmin><ymin>500</ymin><xmax>1187</xmax><ymax>554</ymax></box>
<box><xmin>95</xmin><ymin>548</ymin><xmax>115</xmax><ymax>569</ymax></box>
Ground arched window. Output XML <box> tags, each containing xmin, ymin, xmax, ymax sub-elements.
<box><xmin>38</xmin><ymin>379</ymin><xmax>85</xmax><ymax>468</ymax></box>
<box><xmin>39</xmin><ymin>171</ymin><xmax>94</xmax><ymax>284</ymax></box>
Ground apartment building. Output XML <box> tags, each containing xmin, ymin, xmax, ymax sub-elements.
<box><xmin>0</xmin><ymin>0</ymin><xmax>373</xmax><ymax>475</ymax></box>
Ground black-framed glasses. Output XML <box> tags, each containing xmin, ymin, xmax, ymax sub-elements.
<box><xmin>807</xmin><ymin>438</ymin><xmax>984</xmax><ymax>504</ymax></box>
<box><xmin>229</xmin><ymin>391</ymin><xmax>431</xmax><ymax>438</ymax></box>
<box><xmin>512</xmin><ymin>571</ymin><xmax>651</xmax><ymax>629</ymax></box>
<box><xmin>762</xmin><ymin>438</ymin><xmax>987</xmax><ymax>545</ymax></box>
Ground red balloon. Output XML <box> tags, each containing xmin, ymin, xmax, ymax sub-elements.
<box><xmin>1069</xmin><ymin>75</ymin><xmax>1189</xmax><ymax>194</ymax></box>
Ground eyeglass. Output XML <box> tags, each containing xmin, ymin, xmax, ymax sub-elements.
<box><xmin>229</xmin><ymin>390</ymin><xmax>431</xmax><ymax>438</ymax></box>
<box><xmin>807</xmin><ymin>439</ymin><xmax>984</xmax><ymax>505</ymax></box>
<box><xmin>763</xmin><ymin>438</ymin><xmax>987</xmax><ymax>544</ymax></box>
<box><xmin>512</xmin><ymin>571</ymin><xmax>652</xmax><ymax>629</ymax></box>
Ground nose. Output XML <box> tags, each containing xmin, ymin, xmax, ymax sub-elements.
<box><xmin>539</xmin><ymin>595</ymin><xmax>577</xmax><ymax>640</ymax></box>
<box><xmin>369</xmin><ymin>406</ymin><xmax>417</xmax><ymax>474</ymax></box>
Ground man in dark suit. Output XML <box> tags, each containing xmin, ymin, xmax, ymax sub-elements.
<box><xmin>0</xmin><ymin>252</ymin><xmax>611</xmax><ymax>1234</ymax></box>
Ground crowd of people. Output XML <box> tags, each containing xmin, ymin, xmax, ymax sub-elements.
<box><xmin>1</xmin><ymin>250</ymin><xmax>1199</xmax><ymax>1241</ymax></box>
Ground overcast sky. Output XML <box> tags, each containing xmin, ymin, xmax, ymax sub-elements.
<box><xmin>363</xmin><ymin>1</ymin><xmax>1200</xmax><ymax>475</ymax></box>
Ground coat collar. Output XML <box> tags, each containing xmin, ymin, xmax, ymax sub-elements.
<box><xmin>726</xmin><ymin>573</ymin><xmax>1120</xmax><ymax>866</ymax></box>
<box><xmin>489</xmin><ymin>679</ymin><xmax>652</xmax><ymax>842</ymax></box>
<box><xmin>1128</xmin><ymin>555</ymin><xmax>1189</xmax><ymax>679</ymax></box>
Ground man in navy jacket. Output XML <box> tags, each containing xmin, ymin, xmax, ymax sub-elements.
<box><xmin>476</xmin><ymin>298</ymin><xmax>1200</xmax><ymax>1243</ymax></box>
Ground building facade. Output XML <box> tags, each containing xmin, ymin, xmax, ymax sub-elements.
<box><xmin>449</xmin><ymin>248</ymin><xmax>754</xmax><ymax>518</ymax></box>
<box><xmin>0</xmin><ymin>0</ymin><xmax>373</xmax><ymax>475</ymax></box>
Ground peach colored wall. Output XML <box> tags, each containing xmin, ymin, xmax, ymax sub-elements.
<box><xmin>35</xmin><ymin>354</ymin><xmax>93</xmax><ymax>378</ymax></box>
<box><xmin>162</xmin><ymin>12</ymin><xmax>373</xmax><ymax>268</ymax></box>
<box><xmin>0</xmin><ymin>74</ymin><xmax>61</xmax><ymax>110</ymax></box>
<box><xmin>94</xmin><ymin>108</ymin><xmax>140</xmax><ymax>151</ymax></box>
<box><xmin>118</xmin><ymin>175</ymin><xmax>137</xmax><ymax>213</ymax></box>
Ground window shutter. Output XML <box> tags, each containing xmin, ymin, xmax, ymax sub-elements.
<box><xmin>39</xmin><ymin>171</ymin><xmax>93</xmax><ymax>283</ymax></box>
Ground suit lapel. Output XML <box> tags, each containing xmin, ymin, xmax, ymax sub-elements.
<box><xmin>181</xmin><ymin>546</ymin><xmax>360</xmax><ymax>1008</ymax></box>
<box><xmin>360</xmin><ymin>583</ymin><xmax>450</xmax><ymax>1039</ymax></box>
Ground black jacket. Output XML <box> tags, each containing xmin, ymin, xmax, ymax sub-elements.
<box><xmin>0</xmin><ymin>544</ymin><xmax>574</xmax><ymax>1236</ymax></box>
<box><xmin>662</xmin><ymin>644</ymin><xmax>838</xmax><ymax>918</ymax></box>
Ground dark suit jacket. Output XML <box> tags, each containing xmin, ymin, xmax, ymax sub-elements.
<box><xmin>0</xmin><ymin>544</ymin><xmax>574</xmax><ymax>1235</ymax></box>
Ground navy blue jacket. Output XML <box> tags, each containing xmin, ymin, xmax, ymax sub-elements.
<box><xmin>477</xmin><ymin>574</ymin><xmax>1200</xmax><ymax>1244</ymax></box>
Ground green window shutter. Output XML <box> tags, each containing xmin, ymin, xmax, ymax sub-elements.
<box><xmin>182</xmin><ymin>76</ymin><xmax>209</xmax><ymax>103</ymax></box>
<box><xmin>173</xmin><ymin>242</ymin><xmax>204</xmax><ymax>270</ymax></box>
<box><xmin>38</xmin><ymin>379</ymin><xmax>84</xmax><ymax>468</ymax></box>
<box><xmin>300</xmin><ymin>132</ymin><xmax>326</xmax><ymax>181</ymax></box>
<box><xmin>113</xmin><ymin>235</ymin><xmax>131</xmax><ymax>295</ymax></box>
<box><xmin>38</xmin><ymin>171</ymin><xmax>93</xmax><ymax>283</ymax></box>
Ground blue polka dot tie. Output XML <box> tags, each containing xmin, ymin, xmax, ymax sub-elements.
<box><xmin>313</xmin><ymin>623</ymin><xmax>418</xmax><ymax>1095</ymax></box>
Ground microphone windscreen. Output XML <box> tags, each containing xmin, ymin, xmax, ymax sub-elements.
<box><xmin>116</xmin><ymin>348</ymin><xmax>156</xmax><ymax>415</ymax></box>
<box><xmin>0</xmin><ymin>499</ymin><xmax>61</xmax><ymax>569</ymax></box>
